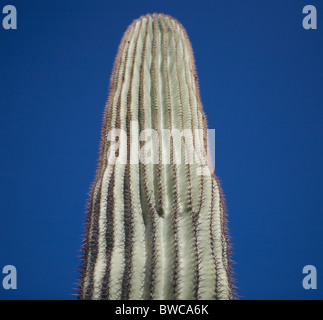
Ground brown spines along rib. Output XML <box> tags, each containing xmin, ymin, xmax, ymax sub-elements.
<box><xmin>80</xmin><ymin>183</ymin><xmax>101</xmax><ymax>299</ymax></box>
<box><xmin>100</xmin><ymin>169</ymin><xmax>115</xmax><ymax>299</ymax></box>
<box><xmin>151</xmin><ymin>13</ymin><xmax>164</xmax><ymax>217</ymax></box>
<box><xmin>138</xmin><ymin>17</ymin><xmax>159</xmax><ymax>300</ymax></box>
<box><xmin>171</xmin><ymin>17</ymin><xmax>200</xmax><ymax>300</ymax></box>
<box><xmin>120</xmin><ymin>17</ymin><xmax>143</xmax><ymax>301</ymax></box>
<box><xmin>176</xmin><ymin>18</ymin><xmax>204</xmax><ymax>299</ymax></box>
<box><xmin>159</xmin><ymin>15</ymin><xmax>180</xmax><ymax>300</ymax></box>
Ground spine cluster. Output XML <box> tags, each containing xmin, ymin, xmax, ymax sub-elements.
<box><xmin>78</xmin><ymin>13</ymin><xmax>235</xmax><ymax>300</ymax></box>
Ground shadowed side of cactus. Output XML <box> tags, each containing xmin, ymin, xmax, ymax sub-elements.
<box><xmin>78</xmin><ymin>13</ymin><xmax>235</xmax><ymax>300</ymax></box>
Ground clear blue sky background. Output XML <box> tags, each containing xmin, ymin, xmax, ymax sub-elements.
<box><xmin>0</xmin><ymin>0</ymin><xmax>322</xmax><ymax>300</ymax></box>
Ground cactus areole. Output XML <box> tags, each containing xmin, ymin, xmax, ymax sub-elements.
<box><xmin>78</xmin><ymin>13</ymin><xmax>235</xmax><ymax>300</ymax></box>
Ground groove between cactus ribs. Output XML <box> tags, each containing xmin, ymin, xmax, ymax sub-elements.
<box><xmin>78</xmin><ymin>13</ymin><xmax>235</xmax><ymax>300</ymax></box>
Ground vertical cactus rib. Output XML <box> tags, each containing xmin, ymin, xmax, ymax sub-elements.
<box><xmin>176</xmin><ymin>18</ymin><xmax>205</xmax><ymax>300</ymax></box>
<box><xmin>125</xmin><ymin>18</ymin><xmax>147</xmax><ymax>301</ymax></box>
<box><xmin>169</xmin><ymin>18</ymin><xmax>196</xmax><ymax>300</ymax></box>
<box><xmin>78</xmin><ymin>13</ymin><xmax>235</xmax><ymax>300</ymax></box>
<box><xmin>165</xmin><ymin>16</ymin><xmax>186</xmax><ymax>300</ymax></box>
<box><xmin>138</xmin><ymin>16</ymin><xmax>160</xmax><ymax>300</ymax></box>
<box><xmin>148</xmin><ymin>13</ymin><xmax>165</xmax><ymax>300</ymax></box>
<box><xmin>121</xmin><ymin>17</ymin><xmax>142</xmax><ymax>300</ymax></box>
<box><xmin>159</xmin><ymin>15</ymin><xmax>179</xmax><ymax>300</ymax></box>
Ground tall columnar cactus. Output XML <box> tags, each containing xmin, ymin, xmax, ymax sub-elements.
<box><xmin>78</xmin><ymin>13</ymin><xmax>235</xmax><ymax>300</ymax></box>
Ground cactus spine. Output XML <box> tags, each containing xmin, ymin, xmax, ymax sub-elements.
<box><xmin>78</xmin><ymin>13</ymin><xmax>235</xmax><ymax>300</ymax></box>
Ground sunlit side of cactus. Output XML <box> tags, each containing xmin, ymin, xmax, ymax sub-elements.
<box><xmin>78</xmin><ymin>13</ymin><xmax>235</xmax><ymax>300</ymax></box>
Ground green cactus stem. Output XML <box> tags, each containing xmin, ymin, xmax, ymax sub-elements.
<box><xmin>78</xmin><ymin>13</ymin><xmax>235</xmax><ymax>300</ymax></box>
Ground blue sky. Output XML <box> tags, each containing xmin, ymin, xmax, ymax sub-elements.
<box><xmin>0</xmin><ymin>0</ymin><xmax>322</xmax><ymax>300</ymax></box>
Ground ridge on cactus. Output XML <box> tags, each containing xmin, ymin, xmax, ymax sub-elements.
<box><xmin>78</xmin><ymin>13</ymin><xmax>235</xmax><ymax>300</ymax></box>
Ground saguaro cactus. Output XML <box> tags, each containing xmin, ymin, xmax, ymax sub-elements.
<box><xmin>78</xmin><ymin>13</ymin><xmax>235</xmax><ymax>300</ymax></box>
